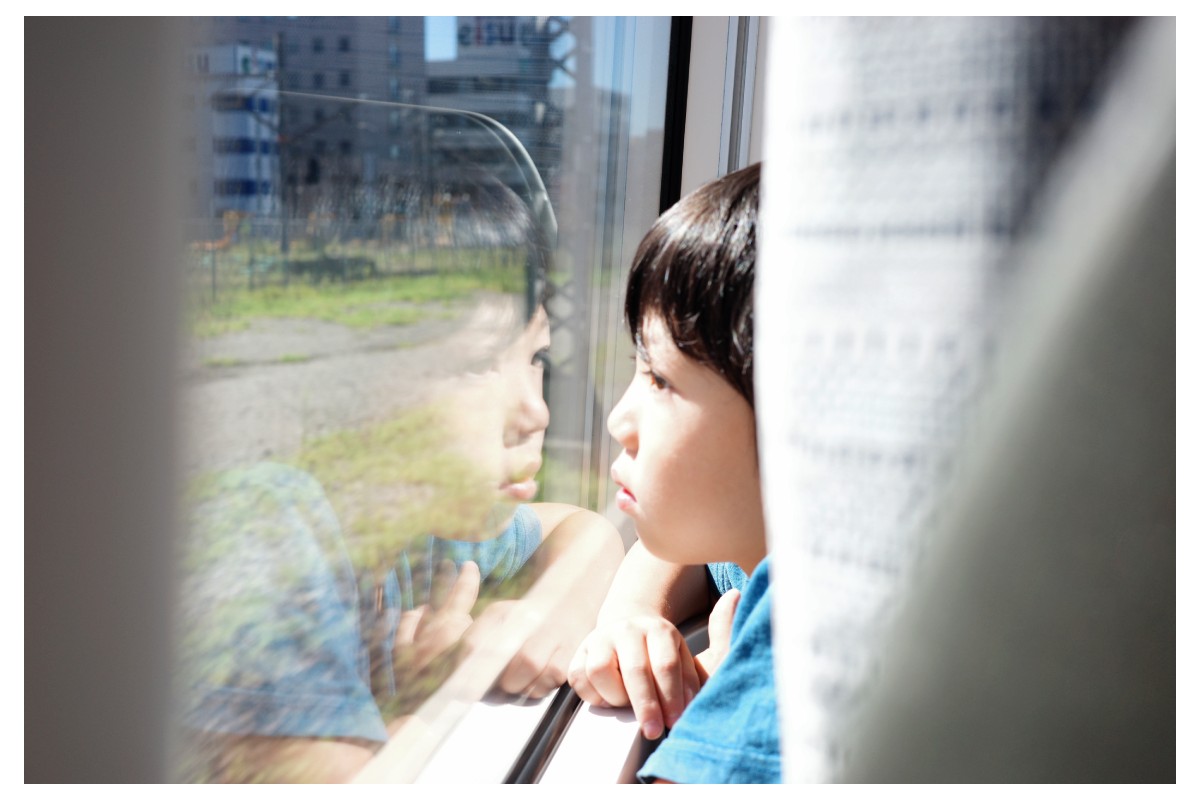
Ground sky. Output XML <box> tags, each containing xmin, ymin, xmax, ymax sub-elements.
<box><xmin>425</xmin><ymin>16</ymin><xmax>578</xmax><ymax>90</ymax></box>
<box><xmin>422</xmin><ymin>15</ymin><xmax>666</xmax><ymax>136</ymax></box>
<box><xmin>425</xmin><ymin>16</ymin><xmax>458</xmax><ymax>62</ymax></box>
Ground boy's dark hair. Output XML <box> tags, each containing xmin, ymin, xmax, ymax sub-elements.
<box><xmin>625</xmin><ymin>162</ymin><xmax>760</xmax><ymax>407</ymax></box>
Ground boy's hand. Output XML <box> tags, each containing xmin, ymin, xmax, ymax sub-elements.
<box><xmin>393</xmin><ymin>559</ymin><xmax>481</xmax><ymax>674</ymax></box>
<box><xmin>459</xmin><ymin>597</ymin><xmax>578</xmax><ymax>699</ymax></box>
<box><xmin>693</xmin><ymin>588</ymin><xmax>740</xmax><ymax>682</ymax></box>
<box><xmin>567</xmin><ymin>615</ymin><xmax>700</xmax><ymax>740</ymax></box>
<box><xmin>451</xmin><ymin>507</ymin><xmax>623</xmax><ymax>701</ymax></box>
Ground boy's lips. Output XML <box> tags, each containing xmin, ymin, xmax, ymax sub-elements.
<box><xmin>501</xmin><ymin>477</ymin><xmax>538</xmax><ymax>501</ymax></box>
<box><xmin>611</xmin><ymin>466</ymin><xmax>637</xmax><ymax>512</ymax></box>
<box><xmin>500</xmin><ymin>458</ymin><xmax>541</xmax><ymax>501</ymax></box>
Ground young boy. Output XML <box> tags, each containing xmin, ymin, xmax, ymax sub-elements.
<box><xmin>567</xmin><ymin>163</ymin><xmax>779</xmax><ymax>783</ymax></box>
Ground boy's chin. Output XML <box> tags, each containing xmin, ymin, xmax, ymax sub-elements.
<box><xmin>637</xmin><ymin>531</ymin><xmax>714</xmax><ymax>567</ymax></box>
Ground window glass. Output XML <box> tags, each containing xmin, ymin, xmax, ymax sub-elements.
<box><xmin>177</xmin><ymin>16</ymin><xmax>668</xmax><ymax>782</ymax></box>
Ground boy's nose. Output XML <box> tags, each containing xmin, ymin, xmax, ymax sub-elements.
<box><xmin>509</xmin><ymin>371</ymin><xmax>550</xmax><ymax>442</ymax></box>
<box><xmin>607</xmin><ymin>384</ymin><xmax>637</xmax><ymax>453</ymax></box>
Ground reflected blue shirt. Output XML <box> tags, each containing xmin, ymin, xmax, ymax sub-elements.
<box><xmin>638</xmin><ymin>557</ymin><xmax>781</xmax><ymax>783</ymax></box>
<box><xmin>178</xmin><ymin>462</ymin><xmax>541</xmax><ymax>743</ymax></box>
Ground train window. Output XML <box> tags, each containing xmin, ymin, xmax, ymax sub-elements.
<box><xmin>172</xmin><ymin>15</ymin><xmax>672</xmax><ymax>782</ymax></box>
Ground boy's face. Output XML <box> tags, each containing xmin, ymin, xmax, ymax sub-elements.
<box><xmin>433</xmin><ymin>302</ymin><xmax>551</xmax><ymax>540</ymax></box>
<box><xmin>608</xmin><ymin>315</ymin><xmax>766</xmax><ymax>573</ymax></box>
<box><xmin>494</xmin><ymin>305</ymin><xmax>551</xmax><ymax>503</ymax></box>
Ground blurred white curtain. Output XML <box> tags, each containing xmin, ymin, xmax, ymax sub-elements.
<box><xmin>758</xmin><ymin>17</ymin><xmax>1174</xmax><ymax>781</ymax></box>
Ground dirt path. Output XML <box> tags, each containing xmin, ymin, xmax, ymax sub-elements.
<box><xmin>181</xmin><ymin>308</ymin><xmax>467</xmax><ymax>475</ymax></box>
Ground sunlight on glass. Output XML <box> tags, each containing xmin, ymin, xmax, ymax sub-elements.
<box><xmin>172</xmin><ymin>16</ymin><xmax>664</xmax><ymax>782</ymax></box>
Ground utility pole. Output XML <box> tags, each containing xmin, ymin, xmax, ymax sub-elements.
<box><xmin>276</xmin><ymin>31</ymin><xmax>290</xmax><ymax>256</ymax></box>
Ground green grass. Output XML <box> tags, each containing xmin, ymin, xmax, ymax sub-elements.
<box><xmin>183</xmin><ymin>398</ymin><xmax>541</xmax><ymax>570</ymax></box>
<box><xmin>193</xmin><ymin>318</ymin><xmax>252</xmax><ymax>338</ymax></box>
<box><xmin>202</xmin><ymin>353</ymin><xmax>313</xmax><ymax>368</ymax></box>
<box><xmin>293</xmin><ymin>405</ymin><xmax>513</xmax><ymax>569</ymax></box>
<box><xmin>202</xmin><ymin>356</ymin><xmax>247</xmax><ymax>369</ymax></box>
<box><xmin>188</xmin><ymin>263</ymin><xmax>526</xmax><ymax>339</ymax></box>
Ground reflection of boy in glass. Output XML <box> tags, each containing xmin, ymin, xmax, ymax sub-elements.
<box><xmin>568</xmin><ymin>164</ymin><xmax>780</xmax><ymax>782</ymax></box>
<box><xmin>176</xmin><ymin>178</ymin><xmax>623</xmax><ymax>782</ymax></box>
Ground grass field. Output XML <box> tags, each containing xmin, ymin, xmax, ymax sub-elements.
<box><xmin>186</xmin><ymin>243</ymin><xmax>529</xmax><ymax>338</ymax></box>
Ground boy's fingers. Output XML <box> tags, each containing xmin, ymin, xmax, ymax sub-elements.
<box><xmin>498</xmin><ymin>633</ymin><xmax>553</xmax><ymax>695</ymax></box>
<box><xmin>582</xmin><ymin>638</ymin><xmax>631</xmax><ymax>709</ymax></box>
<box><xmin>529</xmin><ymin>649</ymin><xmax>569</xmax><ymax>697</ymax></box>
<box><xmin>678</xmin><ymin>634</ymin><xmax>700</xmax><ymax>710</ymax></box>
<box><xmin>567</xmin><ymin>642</ymin><xmax>611</xmax><ymax>707</ymax></box>
<box><xmin>614</xmin><ymin>633</ymin><xmax>665</xmax><ymax>740</ymax></box>
<box><xmin>442</xmin><ymin>560</ymin><xmax>481</xmax><ymax>616</ymax></box>
<box><xmin>708</xmin><ymin>588</ymin><xmax>740</xmax><ymax>654</ymax></box>
<box><xmin>645</xmin><ymin>627</ymin><xmax>687</xmax><ymax>728</ymax></box>
<box><xmin>505</xmin><ymin>644</ymin><xmax>567</xmax><ymax>699</ymax></box>
<box><xmin>461</xmin><ymin>598</ymin><xmax>516</xmax><ymax>656</ymax></box>
<box><xmin>395</xmin><ymin>605</ymin><xmax>428</xmax><ymax>647</ymax></box>
<box><xmin>567</xmin><ymin>642</ymin><xmax>587</xmax><ymax>685</ymax></box>
<box><xmin>429</xmin><ymin>559</ymin><xmax>458</xmax><ymax>609</ymax></box>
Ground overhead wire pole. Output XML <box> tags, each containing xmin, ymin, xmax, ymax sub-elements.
<box><xmin>536</xmin><ymin>16</ymin><xmax>594</xmax><ymax>508</ymax></box>
<box><xmin>534</xmin><ymin>17</ymin><xmax>573</xmax><ymax>323</ymax></box>
<box><xmin>276</xmin><ymin>31</ymin><xmax>291</xmax><ymax>256</ymax></box>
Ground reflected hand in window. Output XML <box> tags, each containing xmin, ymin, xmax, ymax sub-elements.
<box><xmin>465</xmin><ymin>598</ymin><xmax>568</xmax><ymax>699</ymax></box>
<box><xmin>393</xmin><ymin>559</ymin><xmax>481</xmax><ymax>676</ymax></box>
<box><xmin>463</xmin><ymin>506</ymin><xmax>625</xmax><ymax>702</ymax></box>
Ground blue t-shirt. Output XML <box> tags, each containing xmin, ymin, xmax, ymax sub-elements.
<box><xmin>638</xmin><ymin>557</ymin><xmax>780</xmax><ymax>783</ymax></box>
<box><xmin>707</xmin><ymin>561</ymin><xmax>748</xmax><ymax>595</ymax></box>
<box><xmin>178</xmin><ymin>462</ymin><xmax>542</xmax><ymax>743</ymax></box>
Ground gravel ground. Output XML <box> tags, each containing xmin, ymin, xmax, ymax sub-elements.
<box><xmin>181</xmin><ymin>306</ymin><xmax>469</xmax><ymax>475</ymax></box>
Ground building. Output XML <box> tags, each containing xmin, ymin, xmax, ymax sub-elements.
<box><xmin>423</xmin><ymin>16</ymin><xmax>564</xmax><ymax>205</ymax></box>
<box><xmin>199</xmin><ymin>17</ymin><xmax>427</xmax><ymax>223</ymax></box>
<box><xmin>186</xmin><ymin>43</ymin><xmax>280</xmax><ymax>220</ymax></box>
<box><xmin>189</xmin><ymin>17</ymin><xmax>565</xmax><ymax>224</ymax></box>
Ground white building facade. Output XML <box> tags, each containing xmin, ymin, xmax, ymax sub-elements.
<box><xmin>187</xmin><ymin>43</ymin><xmax>280</xmax><ymax>219</ymax></box>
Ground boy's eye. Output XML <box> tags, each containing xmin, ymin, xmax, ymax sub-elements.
<box><xmin>641</xmin><ymin>367</ymin><xmax>669</xmax><ymax>391</ymax></box>
<box><xmin>532</xmin><ymin>348</ymin><xmax>550</xmax><ymax>369</ymax></box>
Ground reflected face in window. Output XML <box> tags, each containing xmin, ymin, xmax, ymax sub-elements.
<box><xmin>607</xmin><ymin>315</ymin><xmax>765</xmax><ymax>572</ymax></box>
<box><xmin>432</xmin><ymin>299</ymin><xmax>550</xmax><ymax>540</ymax></box>
<box><xmin>497</xmin><ymin>304</ymin><xmax>551</xmax><ymax>498</ymax></box>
